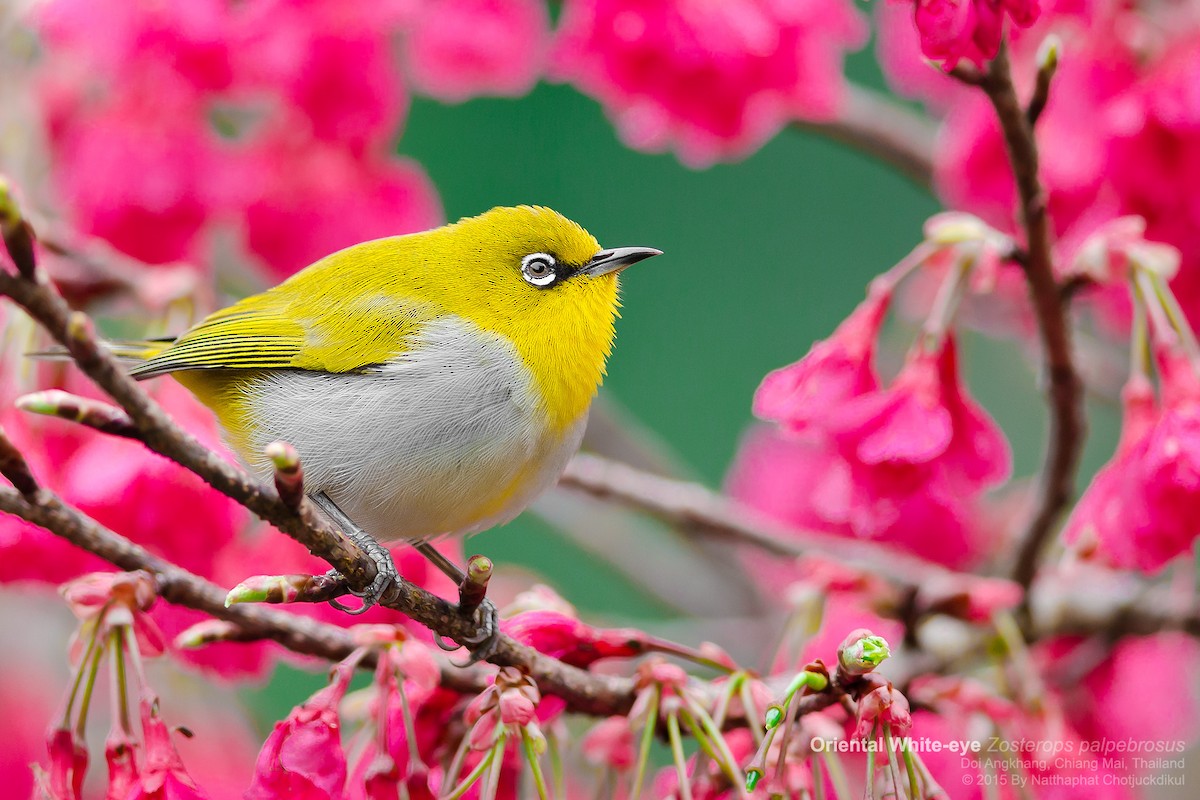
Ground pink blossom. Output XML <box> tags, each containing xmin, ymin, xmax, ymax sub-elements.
<box><xmin>240</xmin><ymin>133</ymin><xmax>443</xmax><ymax>278</ymax></box>
<box><xmin>61</xmin><ymin>571</ymin><xmax>167</xmax><ymax>661</ymax></box>
<box><xmin>246</xmin><ymin>657</ymin><xmax>357</xmax><ymax>799</ymax></box>
<box><xmin>230</xmin><ymin>0</ymin><xmax>408</xmax><ymax>152</ymax></box>
<box><xmin>40</xmin><ymin>68</ymin><xmax>229</xmax><ymax>265</ymax></box>
<box><xmin>464</xmin><ymin>667</ymin><xmax>542</xmax><ymax>750</ymax></box>
<box><xmin>502</xmin><ymin>609</ymin><xmax>650</xmax><ymax>667</ymax></box>
<box><xmin>403</xmin><ymin>0</ymin><xmax>550</xmax><ymax>102</ymax></box>
<box><xmin>129</xmin><ymin>697</ymin><xmax>209</xmax><ymax>800</ymax></box>
<box><xmin>754</xmin><ymin>287</ymin><xmax>889</xmax><ymax>433</ymax></box>
<box><xmin>910</xmin><ymin>0</ymin><xmax>1041</xmax><ymax>68</ymax></box>
<box><xmin>551</xmin><ymin>0</ymin><xmax>867</xmax><ymax>166</ymax></box>
<box><xmin>729</xmin><ymin>423</ymin><xmax>994</xmax><ymax>567</ymax></box>
<box><xmin>44</xmin><ymin>727</ymin><xmax>88</xmax><ymax>800</ymax></box>
<box><xmin>1041</xmin><ymin>634</ymin><xmax>1200</xmax><ymax>754</ymax></box>
<box><xmin>37</xmin><ymin>0</ymin><xmax>234</xmax><ymax>93</ymax></box>
<box><xmin>874</xmin><ymin>1</ymin><xmax>968</xmax><ymax>109</ymax></box>
<box><xmin>1064</xmin><ymin>363</ymin><xmax>1200</xmax><ymax>572</ymax></box>
<box><xmin>924</xmin><ymin>6</ymin><xmax>1200</xmax><ymax>329</ymax></box>
<box><xmin>581</xmin><ymin>717</ymin><xmax>636</xmax><ymax>770</ymax></box>
<box><xmin>854</xmin><ymin>682</ymin><xmax>912</xmax><ymax>738</ymax></box>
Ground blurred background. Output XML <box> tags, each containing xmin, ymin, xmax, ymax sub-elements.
<box><xmin>0</xmin><ymin>0</ymin><xmax>1145</xmax><ymax>793</ymax></box>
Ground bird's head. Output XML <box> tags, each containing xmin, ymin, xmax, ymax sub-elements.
<box><xmin>425</xmin><ymin>205</ymin><xmax>661</xmax><ymax>428</ymax></box>
<box><xmin>434</xmin><ymin>205</ymin><xmax>660</xmax><ymax>310</ymax></box>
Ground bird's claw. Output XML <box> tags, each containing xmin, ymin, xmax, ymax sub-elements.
<box><xmin>323</xmin><ymin>546</ymin><xmax>399</xmax><ymax>615</ymax></box>
<box><xmin>435</xmin><ymin>598</ymin><xmax>501</xmax><ymax>666</ymax></box>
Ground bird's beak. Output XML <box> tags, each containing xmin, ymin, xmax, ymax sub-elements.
<box><xmin>581</xmin><ymin>246</ymin><xmax>663</xmax><ymax>277</ymax></box>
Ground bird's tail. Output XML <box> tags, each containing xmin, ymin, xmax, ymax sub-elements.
<box><xmin>27</xmin><ymin>338</ymin><xmax>175</xmax><ymax>377</ymax></box>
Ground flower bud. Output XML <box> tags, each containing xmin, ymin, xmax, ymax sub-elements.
<box><xmin>838</xmin><ymin>630</ymin><xmax>891</xmax><ymax>675</ymax></box>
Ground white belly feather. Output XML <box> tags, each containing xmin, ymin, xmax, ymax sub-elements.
<box><xmin>239</xmin><ymin>316</ymin><xmax>586</xmax><ymax>541</ymax></box>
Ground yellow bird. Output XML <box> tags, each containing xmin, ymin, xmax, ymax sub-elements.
<box><xmin>118</xmin><ymin>205</ymin><xmax>660</xmax><ymax>621</ymax></box>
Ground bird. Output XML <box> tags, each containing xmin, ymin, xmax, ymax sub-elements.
<box><xmin>112</xmin><ymin>205</ymin><xmax>660</xmax><ymax>633</ymax></box>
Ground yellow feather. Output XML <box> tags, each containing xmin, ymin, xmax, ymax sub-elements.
<box><xmin>133</xmin><ymin>206</ymin><xmax>621</xmax><ymax>435</ymax></box>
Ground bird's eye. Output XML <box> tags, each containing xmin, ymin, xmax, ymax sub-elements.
<box><xmin>521</xmin><ymin>253</ymin><xmax>559</xmax><ymax>287</ymax></box>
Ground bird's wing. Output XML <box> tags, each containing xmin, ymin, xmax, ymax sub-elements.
<box><xmin>129</xmin><ymin>284</ymin><xmax>428</xmax><ymax>379</ymax></box>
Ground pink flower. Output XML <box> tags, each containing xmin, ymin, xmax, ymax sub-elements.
<box><xmin>1040</xmin><ymin>634</ymin><xmax>1200</xmax><ymax>755</ymax></box>
<box><xmin>246</xmin><ymin>656</ymin><xmax>357</xmax><ymax>799</ymax></box>
<box><xmin>105</xmin><ymin>728</ymin><xmax>140</xmax><ymax>800</ymax></box>
<box><xmin>239</xmin><ymin>133</ymin><xmax>443</xmax><ymax>278</ymax></box>
<box><xmin>551</xmin><ymin>0</ymin><xmax>867</xmax><ymax>166</ymax></box>
<box><xmin>920</xmin><ymin>6</ymin><xmax>1200</xmax><ymax>330</ymax></box>
<box><xmin>502</xmin><ymin>609</ymin><xmax>651</xmax><ymax>667</ymax></box>
<box><xmin>61</xmin><ymin>571</ymin><xmax>166</xmax><ymax>660</ymax></box>
<box><xmin>581</xmin><ymin>717</ymin><xmax>636</xmax><ymax>770</ymax></box>
<box><xmin>910</xmin><ymin>0</ymin><xmax>1041</xmax><ymax>68</ymax></box>
<box><xmin>874</xmin><ymin>1</ymin><xmax>969</xmax><ymax>109</ymax></box>
<box><xmin>403</xmin><ymin>0</ymin><xmax>550</xmax><ymax>102</ymax></box>
<box><xmin>464</xmin><ymin>667</ymin><xmax>542</xmax><ymax>750</ymax></box>
<box><xmin>230</xmin><ymin>0</ymin><xmax>409</xmax><ymax>153</ymax></box>
<box><xmin>41</xmin><ymin>68</ymin><xmax>229</xmax><ymax>265</ymax></box>
<box><xmin>754</xmin><ymin>287</ymin><xmax>889</xmax><ymax>433</ymax></box>
<box><xmin>129</xmin><ymin>697</ymin><xmax>208</xmax><ymax>800</ymax></box>
<box><xmin>854</xmin><ymin>682</ymin><xmax>912</xmax><ymax>738</ymax></box>
<box><xmin>1064</xmin><ymin>363</ymin><xmax>1200</xmax><ymax>572</ymax></box>
<box><xmin>37</xmin><ymin>0</ymin><xmax>234</xmax><ymax>93</ymax></box>
<box><xmin>812</xmin><ymin>337</ymin><xmax>1008</xmax><ymax>549</ymax></box>
<box><xmin>44</xmin><ymin>727</ymin><xmax>88</xmax><ymax>800</ymax></box>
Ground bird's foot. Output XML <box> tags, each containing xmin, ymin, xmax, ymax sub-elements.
<box><xmin>437</xmin><ymin>597</ymin><xmax>501</xmax><ymax>665</ymax></box>
<box><xmin>323</xmin><ymin>540</ymin><xmax>399</xmax><ymax>615</ymax></box>
<box><xmin>312</xmin><ymin>491</ymin><xmax>400</xmax><ymax>615</ymax></box>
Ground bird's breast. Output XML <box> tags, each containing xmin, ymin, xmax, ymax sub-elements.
<box><xmin>233</xmin><ymin>315</ymin><xmax>588</xmax><ymax>540</ymax></box>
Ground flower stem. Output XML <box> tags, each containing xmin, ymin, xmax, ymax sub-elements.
<box><xmin>74</xmin><ymin>636</ymin><xmax>106</xmax><ymax>740</ymax></box>
<box><xmin>112</xmin><ymin>628</ymin><xmax>131</xmax><ymax>736</ymax></box>
<box><xmin>630</xmin><ymin>685</ymin><xmax>659</xmax><ymax>800</ymax></box>
<box><xmin>920</xmin><ymin>250</ymin><xmax>972</xmax><ymax>350</ymax></box>
<box><xmin>522</xmin><ymin>727</ymin><xmax>551</xmax><ymax>800</ymax></box>
<box><xmin>1130</xmin><ymin>283</ymin><xmax>1151</xmax><ymax>379</ymax></box>
<box><xmin>666</xmin><ymin>712</ymin><xmax>694</xmax><ymax>800</ymax></box>
<box><xmin>61</xmin><ymin>625</ymin><xmax>102</xmax><ymax>728</ymax></box>
<box><xmin>442</xmin><ymin>741</ymin><xmax>498</xmax><ymax>800</ymax></box>
<box><xmin>821</xmin><ymin>751</ymin><xmax>852</xmax><ymax>800</ymax></box>
<box><xmin>1149</xmin><ymin>271</ymin><xmax>1200</xmax><ymax>366</ymax></box>
<box><xmin>683</xmin><ymin>697</ymin><xmax>745</xmax><ymax>789</ymax></box>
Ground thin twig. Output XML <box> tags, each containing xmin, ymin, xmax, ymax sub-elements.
<box><xmin>1026</xmin><ymin>36</ymin><xmax>1061</xmax><ymax>126</ymax></box>
<box><xmin>971</xmin><ymin>44</ymin><xmax>1085</xmax><ymax>593</ymax></box>
<box><xmin>793</xmin><ymin>83</ymin><xmax>937</xmax><ymax>190</ymax></box>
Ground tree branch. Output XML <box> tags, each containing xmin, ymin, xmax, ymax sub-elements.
<box><xmin>0</xmin><ymin>482</ymin><xmax>637</xmax><ymax>713</ymax></box>
<box><xmin>560</xmin><ymin>453</ymin><xmax>961</xmax><ymax>589</ymax></box>
<box><xmin>971</xmin><ymin>44</ymin><xmax>1085</xmax><ymax>593</ymax></box>
<box><xmin>794</xmin><ymin>83</ymin><xmax>938</xmax><ymax>190</ymax></box>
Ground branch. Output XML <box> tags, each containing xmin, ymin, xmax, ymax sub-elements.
<box><xmin>0</xmin><ymin>482</ymin><xmax>638</xmax><ymax>713</ymax></box>
<box><xmin>972</xmin><ymin>44</ymin><xmax>1085</xmax><ymax>593</ymax></box>
<box><xmin>560</xmin><ymin>453</ymin><xmax>962</xmax><ymax>589</ymax></box>
<box><xmin>794</xmin><ymin>83</ymin><xmax>938</xmax><ymax>190</ymax></box>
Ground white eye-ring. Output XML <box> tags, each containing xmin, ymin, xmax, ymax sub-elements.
<box><xmin>521</xmin><ymin>253</ymin><xmax>559</xmax><ymax>287</ymax></box>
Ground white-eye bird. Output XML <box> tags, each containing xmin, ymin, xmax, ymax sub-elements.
<box><xmin>119</xmin><ymin>205</ymin><xmax>660</xmax><ymax>622</ymax></box>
